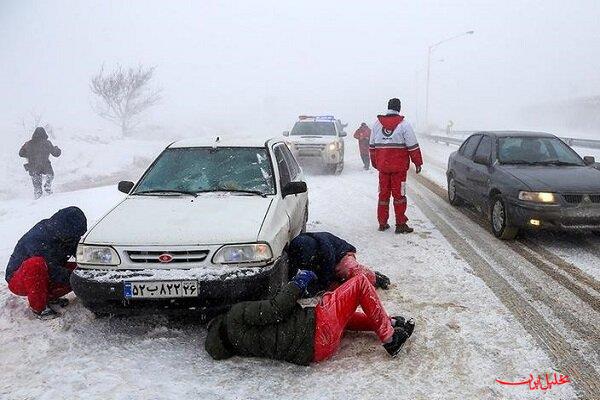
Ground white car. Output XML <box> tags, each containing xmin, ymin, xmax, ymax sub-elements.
<box><xmin>283</xmin><ymin>115</ymin><xmax>346</xmax><ymax>174</ymax></box>
<box><xmin>71</xmin><ymin>137</ymin><xmax>308</xmax><ymax>316</ymax></box>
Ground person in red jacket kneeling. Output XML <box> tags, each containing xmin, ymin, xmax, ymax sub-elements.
<box><xmin>369</xmin><ymin>98</ymin><xmax>423</xmax><ymax>234</ymax></box>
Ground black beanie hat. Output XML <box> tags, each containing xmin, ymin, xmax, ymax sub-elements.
<box><xmin>388</xmin><ymin>98</ymin><xmax>401</xmax><ymax>112</ymax></box>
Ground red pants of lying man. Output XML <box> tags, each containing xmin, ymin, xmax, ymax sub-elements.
<box><xmin>205</xmin><ymin>273</ymin><xmax>414</xmax><ymax>365</ymax></box>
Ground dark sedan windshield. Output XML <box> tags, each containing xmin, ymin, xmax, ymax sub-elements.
<box><xmin>134</xmin><ymin>147</ymin><xmax>275</xmax><ymax>195</ymax></box>
<box><xmin>498</xmin><ymin>137</ymin><xmax>584</xmax><ymax>166</ymax></box>
<box><xmin>291</xmin><ymin>122</ymin><xmax>336</xmax><ymax>136</ymax></box>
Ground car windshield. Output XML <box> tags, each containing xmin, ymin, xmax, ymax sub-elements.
<box><xmin>498</xmin><ymin>137</ymin><xmax>584</xmax><ymax>166</ymax></box>
<box><xmin>133</xmin><ymin>147</ymin><xmax>275</xmax><ymax>196</ymax></box>
<box><xmin>290</xmin><ymin>122</ymin><xmax>336</xmax><ymax>136</ymax></box>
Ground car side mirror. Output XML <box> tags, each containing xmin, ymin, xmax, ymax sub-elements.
<box><xmin>282</xmin><ymin>131</ymin><xmax>290</xmax><ymax>137</ymax></box>
<box><xmin>339</xmin><ymin>131</ymin><xmax>347</xmax><ymax>137</ymax></box>
<box><xmin>584</xmin><ymin>156</ymin><xmax>595</xmax><ymax>165</ymax></box>
<box><xmin>473</xmin><ymin>154</ymin><xmax>491</xmax><ymax>166</ymax></box>
<box><xmin>282</xmin><ymin>181</ymin><xmax>307</xmax><ymax>198</ymax></box>
<box><xmin>118</xmin><ymin>181</ymin><xmax>135</xmax><ymax>194</ymax></box>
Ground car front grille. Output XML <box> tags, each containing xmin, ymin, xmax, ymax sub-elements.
<box><xmin>127</xmin><ymin>250</ymin><xmax>210</xmax><ymax>264</ymax></box>
<box><xmin>562</xmin><ymin>194</ymin><xmax>600</xmax><ymax>204</ymax></box>
<box><xmin>296</xmin><ymin>144</ymin><xmax>326</xmax><ymax>152</ymax></box>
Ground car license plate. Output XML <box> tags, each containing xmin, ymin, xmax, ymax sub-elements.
<box><xmin>123</xmin><ymin>280</ymin><xmax>198</xmax><ymax>299</ymax></box>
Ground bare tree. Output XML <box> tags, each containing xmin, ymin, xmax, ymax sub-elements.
<box><xmin>90</xmin><ymin>64</ymin><xmax>161</xmax><ymax>136</ymax></box>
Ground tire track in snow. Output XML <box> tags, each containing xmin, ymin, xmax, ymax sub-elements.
<box><xmin>408</xmin><ymin>176</ymin><xmax>600</xmax><ymax>398</ymax></box>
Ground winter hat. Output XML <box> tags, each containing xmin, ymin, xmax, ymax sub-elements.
<box><xmin>49</xmin><ymin>206</ymin><xmax>88</xmax><ymax>241</ymax></box>
<box><xmin>289</xmin><ymin>234</ymin><xmax>319</xmax><ymax>270</ymax></box>
<box><xmin>387</xmin><ymin>98</ymin><xmax>402</xmax><ymax>112</ymax></box>
<box><xmin>205</xmin><ymin>314</ymin><xmax>234</xmax><ymax>360</ymax></box>
<box><xmin>32</xmin><ymin>127</ymin><xmax>48</xmax><ymax>140</ymax></box>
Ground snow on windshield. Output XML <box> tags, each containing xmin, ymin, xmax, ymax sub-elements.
<box><xmin>134</xmin><ymin>147</ymin><xmax>275</xmax><ymax>195</ymax></box>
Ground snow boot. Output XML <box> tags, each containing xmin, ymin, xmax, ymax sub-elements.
<box><xmin>390</xmin><ymin>317</ymin><xmax>415</xmax><ymax>335</ymax></box>
<box><xmin>49</xmin><ymin>298</ymin><xmax>69</xmax><ymax>308</ymax></box>
<box><xmin>33</xmin><ymin>307</ymin><xmax>59</xmax><ymax>320</ymax></box>
<box><xmin>378</xmin><ymin>223</ymin><xmax>390</xmax><ymax>232</ymax></box>
<box><xmin>395</xmin><ymin>224</ymin><xmax>414</xmax><ymax>234</ymax></box>
<box><xmin>375</xmin><ymin>271</ymin><xmax>391</xmax><ymax>290</ymax></box>
<box><xmin>383</xmin><ymin>328</ymin><xmax>410</xmax><ymax>357</ymax></box>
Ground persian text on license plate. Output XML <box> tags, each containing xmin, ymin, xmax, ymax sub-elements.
<box><xmin>123</xmin><ymin>280</ymin><xmax>198</xmax><ymax>299</ymax></box>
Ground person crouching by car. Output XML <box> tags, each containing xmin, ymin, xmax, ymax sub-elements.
<box><xmin>19</xmin><ymin>127</ymin><xmax>62</xmax><ymax>199</ymax></box>
<box><xmin>5</xmin><ymin>207</ymin><xmax>87</xmax><ymax>319</ymax></box>
<box><xmin>354</xmin><ymin>122</ymin><xmax>372</xmax><ymax>170</ymax></box>
<box><xmin>288</xmin><ymin>232</ymin><xmax>391</xmax><ymax>295</ymax></box>
<box><xmin>205</xmin><ymin>270</ymin><xmax>415</xmax><ymax>364</ymax></box>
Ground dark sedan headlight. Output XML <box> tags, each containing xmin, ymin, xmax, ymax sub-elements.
<box><xmin>518</xmin><ymin>191</ymin><xmax>557</xmax><ymax>204</ymax></box>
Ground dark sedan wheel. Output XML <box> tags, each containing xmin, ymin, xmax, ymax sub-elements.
<box><xmin>490</xmin><ymin>196</ymin><xmax>519</xmax><ymax>240</ymax></box>
<box><xmin>447</xmin><ymin>176</ymin><xmax>464</xmax><ymax>206</ymax></box>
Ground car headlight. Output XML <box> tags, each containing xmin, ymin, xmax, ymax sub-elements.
<box><xmin>76</xmin><ymin>244</ymin><xmax>121</xmax><ymax>266</ymax></box>
<box><xmin>213</xmin><ymin>243</ymin><xmax>273</xmax><ymax>265</ymax></box>
<box><xmin>518</xmin><ymin>191</ymin><xmax>556</xmax><ymax>203</ymax></box>
<box><xmin>328</xmin><ymin>142</ymin><xmax>337</xmax><ymax>151</ymax></box>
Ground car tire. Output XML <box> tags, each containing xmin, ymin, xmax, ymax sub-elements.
<box><xmin>301</xmin><ymin>207</ymin><xmax>308</xmax><ymax>233</ymax></box>
<box><xmin>447</xmin><ymin>175</ymin><xmax>464</xmax><ymax>206</ymax></box>
<box><xmin>268</xmin><ymin>252</ymin><xmax>289</xmax><ymax>296</ymax></box>
<box><xmin>490</xmin><ymin>195</ymin><xmax>519</xmax><ymax>240</ymax></box>
<box><xmin>335</xmin><ymin>160</ymin><xmax>344</xmax><ymax>175</ymax></box>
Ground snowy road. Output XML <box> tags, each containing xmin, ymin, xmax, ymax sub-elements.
<box><xmin>1</xmin><ymin>141</ymin><xmax>598</xmax><ymax>399</ymax></box>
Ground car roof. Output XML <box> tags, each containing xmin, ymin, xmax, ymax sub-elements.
<box><xmin>168</xmin><ymin>137</ymin><xmax>284</xmax><ymax>148</ymax></box>
<box><xmin>473</xmin><ymin>130</ymin><xmax>556</xmax><ymax>138</ymax></box>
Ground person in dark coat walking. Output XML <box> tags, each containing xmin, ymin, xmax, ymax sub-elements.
<box><xmin>205</xmin><ymin>270</ymin><xmax>415</xmax><ymax>364</ymax></box>
<box><xmin>288</xmin><ymin>232</ymin><xmax>390</xmax><ymax>295</ymax></box>
<box><xmin>354</xmin><ymin>123</ymin><xmax>372</xmax><ymax>170</ymax></box>
<box><xmin>19</xmin><ymin>127</ymin><xmax>61</xmax><ymax>199</ymax></box>
<box><xmin>5</xmin><ymin>207</ymin><xmax>87</xmax><ymax>319</ymax></box>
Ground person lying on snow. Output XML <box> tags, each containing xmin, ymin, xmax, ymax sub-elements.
<box><xmin>205</xmin><ymin>270</ymin><xmax>415</xmax><ymax>365</ymax></box>
<box><xmin>5</xmin><ymin>207</ymin><xmax>87</xmax><ymax>319</ymax></box>
<box><xmin>289</xmin><ymin>232</ymin><xmax>390</xmax><ymax>295</ymax></box>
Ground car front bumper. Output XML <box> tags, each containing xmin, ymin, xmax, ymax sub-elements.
<box><xmin>71</xmin><ymin>256</ymin><xmax>287</xmax><ymax>316</ymax></box>
<box><xmin>506</xmin><ymin>199</ymin><xmax>600</xmax><ymax>230</ymax></box>
<box><xmin>291</xmin><ymin>147</ymin><xmax>341</xmax><ymax>165</ymax></box>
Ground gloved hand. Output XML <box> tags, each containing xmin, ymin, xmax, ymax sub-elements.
<box><xmin>291</xmin><ymin>269</ymin><xmax>317</xmax><ymax>292</ymax></box>
<box><xmin>415</xmin><ymin>165</ymin><xmax>422</xmax><ymax>174</ymax></box>
<box><xmin>375</xmin><ymin>271</ymin><xmax>391</xmax><ymax>290</ymax></box>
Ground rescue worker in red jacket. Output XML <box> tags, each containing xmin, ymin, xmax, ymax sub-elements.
<box><xmin>353</xmin><ymin>122</ymin><xmax>372</xmax><ymax>170</ymax></box>
<box><xmin>370</xmin><ymin>98</ymin><xmax>423</xmax><ymax>234</ymax></box>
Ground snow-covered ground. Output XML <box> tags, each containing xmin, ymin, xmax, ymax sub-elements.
<box><xmin>0</xmin><ymin>139</ymin><xmax>582</xmax><ymax>399</ymax></box>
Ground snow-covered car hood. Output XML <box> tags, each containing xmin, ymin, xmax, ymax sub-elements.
<box><xmin>84</xmin><ymin>194</ymin><xmax>273</xmax><ymax>246</ymax></box>
<box><xmin>503</xmin><ymin>165</ymin><xmax>600</xmax><ymax>192</ymax></box>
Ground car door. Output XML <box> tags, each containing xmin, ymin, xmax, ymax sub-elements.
<box><xmin>453</xmin><ymin>134</ymin><xmax>482</xmax><ymax>202</ymax></box>
<box><xmin>281</xmin><ymin>144</ymin><xmax>308</xmax><ymax>232</ymax></box>
<box><xmin>468</xmin><ymin>135</ymin><xmax>493</xmax><ymax>209</ymax></box>
<box><xmin>273</xmin><ymin>144</ymin><xmax>304</xmax><ymax>237</ymax></box>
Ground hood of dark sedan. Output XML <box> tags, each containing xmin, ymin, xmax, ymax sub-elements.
<box><xmin>502</xmin><ymin>165</ymin><xmax>600</xmax><ymax>192</ymax></box>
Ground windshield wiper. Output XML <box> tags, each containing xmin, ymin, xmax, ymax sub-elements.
<box><xmin>501</xmin><ymin>160</ymin><xmax>538</xmax><ymax>165</ymax></box>
<box><xmin>533</xmin><ymin>160</ymin><xmax>582</xmax><ymax>166</ymax></box>
<box><xmin>197</xmin><ymin>188</ymin><xmax>267</xmax><ymax>198</ymax></box>
<box><xmin>134</xmin><ymin>189</ymin><xmax>198</xmax><ymax>198</ymax></box>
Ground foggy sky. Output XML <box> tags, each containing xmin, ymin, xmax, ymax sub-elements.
<box><xmin>1</xmin><ymin>0</ymin><xmax>600</xmax><ymax>136</ymax></box>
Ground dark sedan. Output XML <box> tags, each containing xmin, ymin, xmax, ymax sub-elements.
<box><xmin>446</xmin><ymin>131</ymin><xmax>600</xmax><ymax>239</ymax></box>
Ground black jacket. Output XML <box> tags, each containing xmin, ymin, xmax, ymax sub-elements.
<box><xmin>289</xmin><ymin>232</ymin><xmax>356</xmax><ymax>293</ymax></box>
<box><xmin>19</xmin><ymin>127</ymin><xmax>61</xmax><ymax>175</ymax></box>
<box><xmin>5</xmin><ymin>207</ymin><xmax>87</xmax><ymax>284</ymax></box>
<box><xmin>205</xmin><ymin>283</ymin><xmax>316</xmax><ymax>365</ymax></box>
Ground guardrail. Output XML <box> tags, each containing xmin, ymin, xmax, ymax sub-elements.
<box><xmin>423</xmin><ymin>133</ymin><xmax>600</xmax><ymax>150</ymax></box>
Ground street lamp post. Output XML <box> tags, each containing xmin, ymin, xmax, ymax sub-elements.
<box><xmin>424</xmin><ymin>30</ymin><xmax>474</xmax><ymax>131</ymax></box>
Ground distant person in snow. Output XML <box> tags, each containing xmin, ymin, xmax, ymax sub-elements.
<box><xmin>205</xmin><ymin>270</ymin><xmax>415</xmax><ymax>365</ymax></box>
<box><xmin>370</xmin><ymin>98</ymin><xmax>423</xmax><ymax>234</ymax></box>
<box><xmin>5</xmin><ymin>207</ymin><xmax>87</xmax><ymax>319</ymax></box>
<box><xmin>19</xmin><ymin>127</ymin><xmax>61</xmax><ymax>199</ymax></box>
<box><xmin>353</xmin><ymin>122</ymin><xmax>372</xmax><ymax>170</ymax></box>
<box><xmin>288</xmin><ymin>232</ymin><xmax>390</xmax><ymax>296</ymax></box>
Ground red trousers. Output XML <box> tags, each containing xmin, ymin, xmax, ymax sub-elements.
<box><xmin>313</xmin><ymin>274</ymin><xmax>394</xmax><ymax>362</ymax></box>
<box><xmin>7</xmin><ymin>257</ymin><xmax>75</xmax><ymax>313</ymax></box>
<box><xmin>378</xmin><ymin>170</ymin><xmax>408</xmax><ymax>225</ymax></box>
<box><xmin>334</xmin><ymin>253</ymin><xmax>376</xmax><ymax>286</ymax></box>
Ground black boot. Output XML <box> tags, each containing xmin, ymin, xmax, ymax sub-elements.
<box><xmin>390</xmin><ymin>317</ymin><xmax>415</xmax><ymax>336</ymax></box>
<box><xmin>383</xmin><ymin>328</ymin><xmax>410</xmax><ymax>357</ymax></box>
<box><xmin>33</xmin><ymin>307</ymin><xmax>59</xmax><ymax>320</ymax></box>
<box><xmin>395</xmin><ymin>224</ymin><xmax>414</xmax><ymax>234</ymax></box>
<box><xmin>378</xmin><ymin>223</ymin><xmax>390</xmax><ymax>232</ymax></box>
<box><xmin>375</xmin><ymin>271</ymin><xmax>391</xmax><ymax>290</ymax></box>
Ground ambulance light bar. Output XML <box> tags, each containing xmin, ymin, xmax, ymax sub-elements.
<box><xmin>298</xmin><ymin>115</ymin><xmax>335</xmax><ymax>121</ymax></box>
